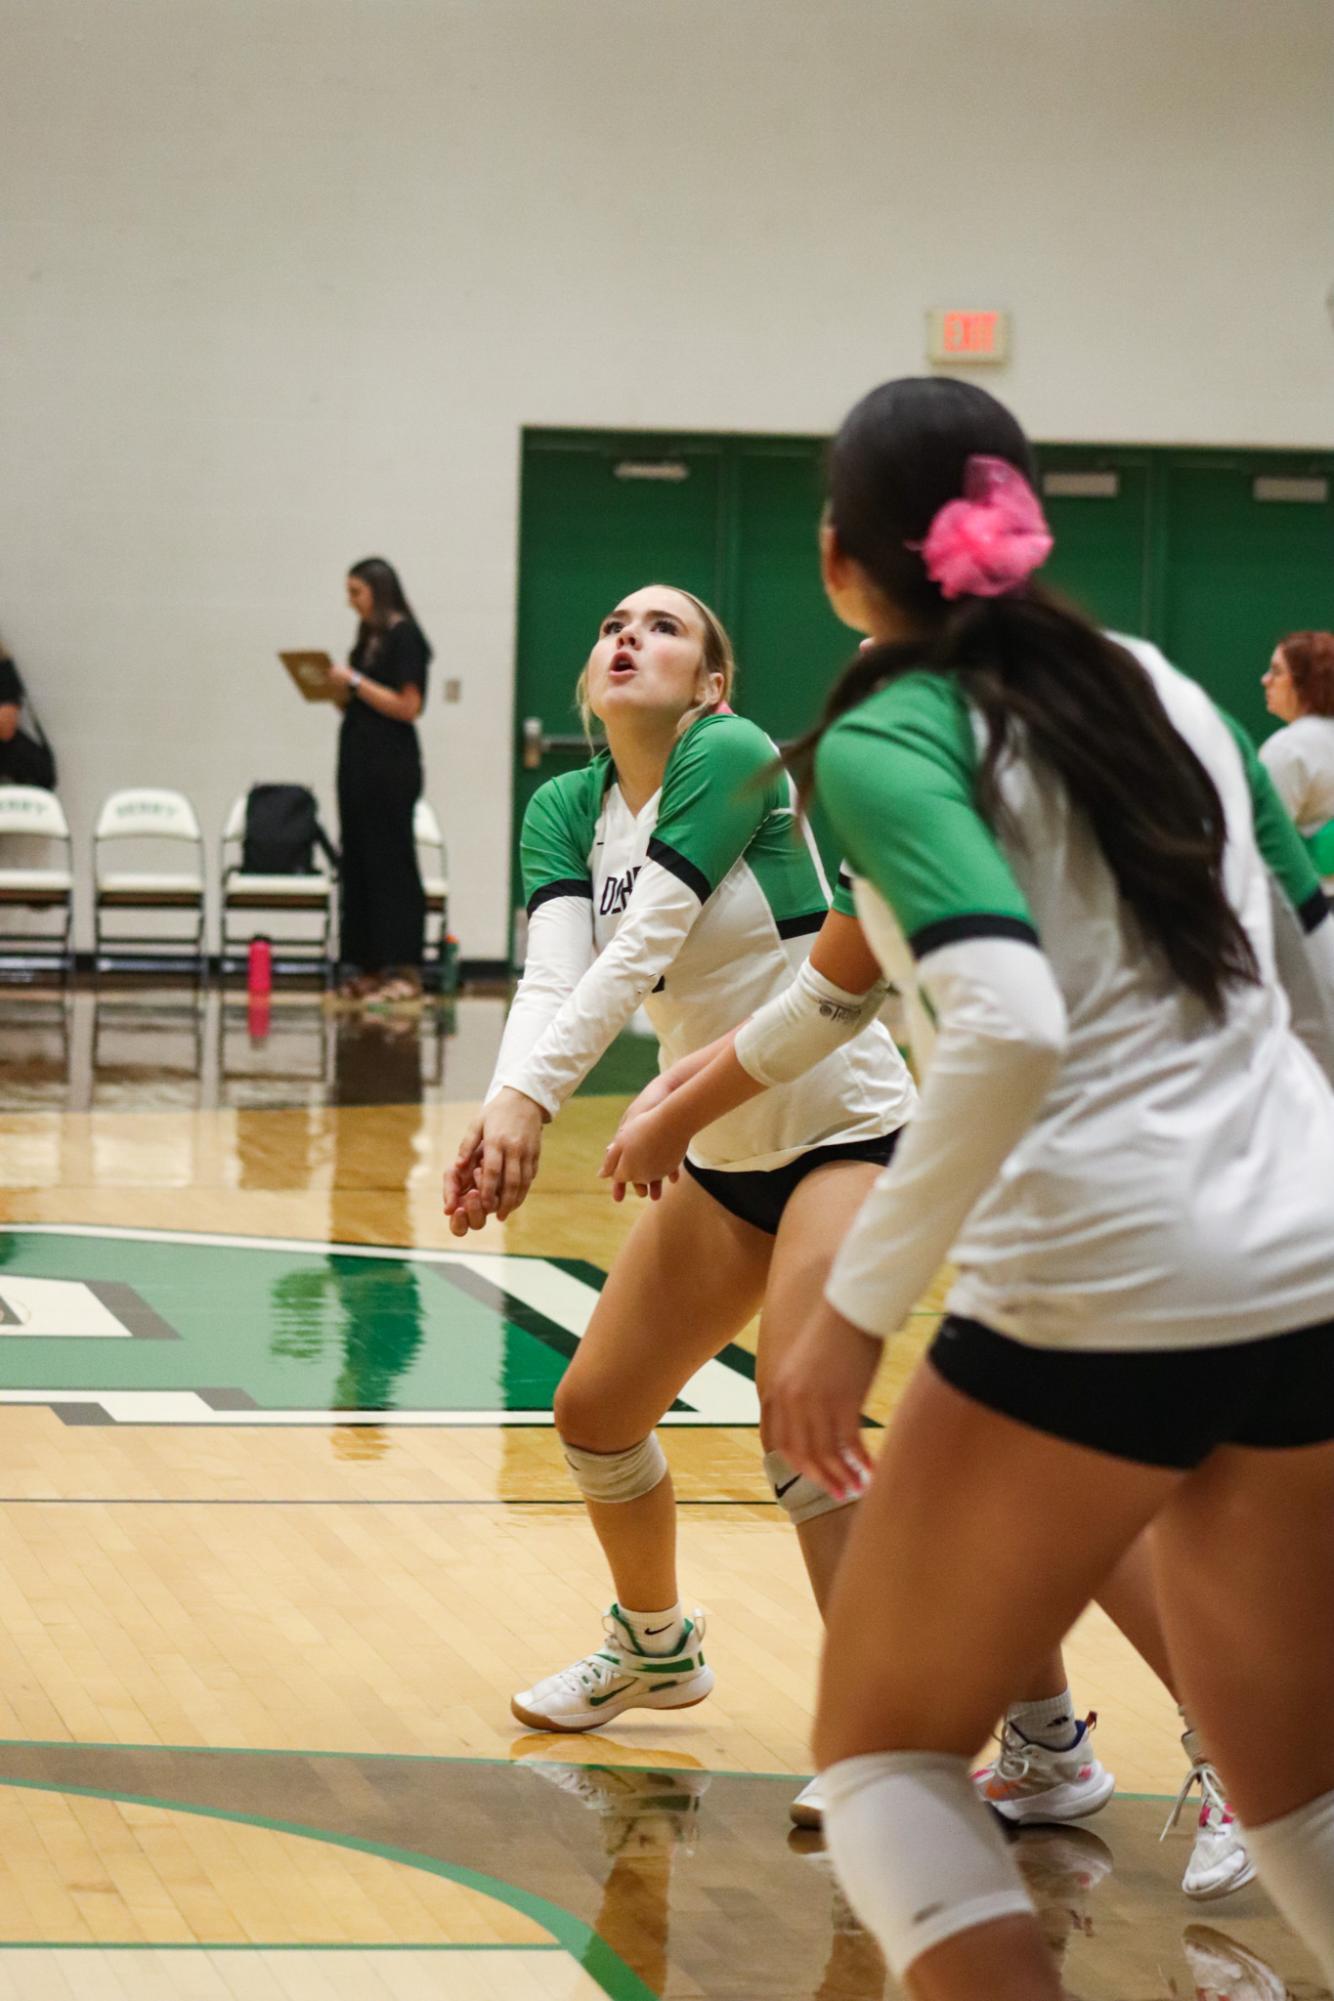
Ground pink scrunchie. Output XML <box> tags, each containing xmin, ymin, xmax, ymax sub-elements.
<box><xmin>914</xmin><ymin>456</ymin><xmax>1053</xmax><ymax>601</ymax></box>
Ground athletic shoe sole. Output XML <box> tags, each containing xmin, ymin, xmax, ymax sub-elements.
<box><xmin>510</xmin><ymin>1674</ymin><xmax>715</xmax><ymax>1734</ymax></box>
<box><xmin>985</xmin><ymin>1768</ymin><xmax>1117</xmax><ymax>1826</ymax></box>
<box><xmin>789</xmin><ymin>1795</ymin><xmax>823</xmax><ymax>1831</ymax></box>
<box><xmin>1184</xmin><ymin>1854</ymin><xmax>1258</xmax><ymax>1901</ymax></box>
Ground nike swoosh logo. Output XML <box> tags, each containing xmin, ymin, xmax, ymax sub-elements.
<box><xmin>644</xmin><ymin>1623</ymin><xmax>676</xmax><ymax>1637</ymax></box>
<box><xmin>588</xmin><ymin>1680</ymin><xmax>637</xmax><ymax>1706</ymax></box>
<box><xmin>775</xmin><ymin>1475</ymin><xmax>801</xmax><ymax>1499</ymax></box>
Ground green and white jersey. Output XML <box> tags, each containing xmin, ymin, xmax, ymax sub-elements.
<box><xmin>1260</xmin><ymin>715</ymin><xmax>1334</xmax><ymax>843</ymax></box>
<box><xmin>490</xmin><ymin>713</ymin><xmax>914</xmax><ymax>1170</ymax></box>
<box><xmin>818</xmin><ymin>636</ymin><xmax>1334</xmax><ymax>1351</ymax></box>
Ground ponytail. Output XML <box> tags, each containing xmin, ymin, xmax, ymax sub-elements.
<box><xmin>788</xmin><ymin>590</ymin><xmax>1258</xmax><ymax>1016</ymax></box>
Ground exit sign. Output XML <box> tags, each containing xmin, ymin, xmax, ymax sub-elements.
<box><xmin>927</xmin><ymin>309</ymin><xmax>1011</xmax><ymax>364</ymax></box>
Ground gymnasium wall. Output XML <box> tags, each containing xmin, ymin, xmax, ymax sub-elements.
<box><xmin>3</xmin><ymin>0</ymin><xmax>1332</xmax><ymax>959</ymax></box>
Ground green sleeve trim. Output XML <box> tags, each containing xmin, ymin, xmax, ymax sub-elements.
<box><xmin>815</xmin><ymin>672</ymin><xmax>1035</xmax><ymax>952</ymax></box>
<box><xmin>651</xmin><ymin>714</ymin><xmax>782</xmax><ymax>900</ymax></box>
<box><xmin>520</xmin><ymin>763</ymin><xmax>605</xmax><ymax>912</ymax></box>
<box><xmin>1220</xmin><ymin>711</ymin><xmax>1324</xmax><ymax>918</ymax></box>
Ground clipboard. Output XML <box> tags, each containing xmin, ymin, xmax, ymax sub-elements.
<box><xmin>279</xmin><ymin>651</ymin><xmax>338</xmax><ymax>703</ymax></box>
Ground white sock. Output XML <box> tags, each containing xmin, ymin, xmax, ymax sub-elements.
<box><xmin>823</xmin><ymin>1749</ymin><xmax>1034</xmax><ymax>1982</ymax></box>
<box><xmin>617</xmin><ymin>1602</ymin><xmax>687</xmax><ymax>1657</ymax></box>
<box><xmin>1246</xmin><ymin>1787</ymin><xmax>1334</xmax><ymax>1981</ymax></box>
<box><xmin>1006</xmin><ymin>1689</ymin><xmax>1079</xmax><ymax>1750</ymax></box>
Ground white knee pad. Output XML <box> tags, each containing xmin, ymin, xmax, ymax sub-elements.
<box><xmin>763</xmin><ymin>1449</ymin><xmax>856</xmax><ymax>1526</ymax></box>
<box><xmin>1247</xmin><ymin>1786</ymin><xmax>1334</xmax><ymax>1981</ymax></box>
<box><xmin>562</xmin><ymin>1434</ymin><xmax>668</xmax><ymax>1504</ymax></box>
<box><xmin>822</xmin><ymin>1750</ymin><xmax>1034</xmax><ymax>1983</ymax></box>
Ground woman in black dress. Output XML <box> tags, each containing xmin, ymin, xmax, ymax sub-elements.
<box><xmin>330</xmin><ymin>558</ymin><xmax>432</xmax><ymax>1002</ymax></box>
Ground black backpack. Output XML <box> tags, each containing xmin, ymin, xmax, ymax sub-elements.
<box><xmin>242</xmin><ymin>785</ymin><xmax>339</xmax><ymax>874</ymax></box>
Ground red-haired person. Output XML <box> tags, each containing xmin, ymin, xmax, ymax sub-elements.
<box><xmin>1260</xmin><ymin>631</ymin><xmax>1334</xmax><ymax>878</ymax></box>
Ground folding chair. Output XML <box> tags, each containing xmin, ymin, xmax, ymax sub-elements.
<box><xmin>220</xmin><ymin>790</ymin><xmax>334</xmax><ymax>982</ymax></box>
<box><xmin>414</xmin><ymin>797</ymin><xmax>451</xmax><ymax>989</ymax></box>
<box><xmin>93</xmin><ymin>788</ymin><xmax>206</xmax><ymax>983</ymax></box>
<box><xmin>0</xmin><ymin>786</ymin><xmax>74</xmax><ymax>985</ymax></box>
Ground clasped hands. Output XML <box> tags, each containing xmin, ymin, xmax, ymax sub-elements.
<box><xmin>440</xmin><ymin>1067</ymin><xmax>879</xmax><ymax>1501</ymax></box>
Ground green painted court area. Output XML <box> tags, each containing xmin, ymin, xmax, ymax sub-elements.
<box><xmin>0</xmin><ymin>1227</ymin><xmax>760</xmax><ymax>1427</ymax></box>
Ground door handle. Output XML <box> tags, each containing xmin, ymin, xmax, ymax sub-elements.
<box><xmin>522</xmin><ymin>718</ymin><xmax>590</xmax><ymax>769</ymax></box>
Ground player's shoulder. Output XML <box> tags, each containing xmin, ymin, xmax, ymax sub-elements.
<box><xmin>523</xmin><ymin>758</ymin><xmax>610</xmax><ymax>843</ymax></box>
<box><xmin>671</xmin><ymin>709</ymin><xmax>777</xmax><ymax>773</ymax></box>
<box><xmin>819</xmin><ymin>669</ymin><xmax>969</xmax><ymax>785</ymax></box>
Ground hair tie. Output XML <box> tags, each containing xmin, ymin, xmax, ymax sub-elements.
<box><xmin>913</xmin><ymin>456</ymin><xmax>1053</xmax><ymax>601</ymax></box>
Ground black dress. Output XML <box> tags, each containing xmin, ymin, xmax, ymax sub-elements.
<box><xmin>337</xmin><ymin>620</ymin><xmax>429</xmax><ymax>974</ymax></box>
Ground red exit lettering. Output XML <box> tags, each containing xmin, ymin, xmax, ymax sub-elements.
<box><xmin>944</xmin><ymin>311</ymin><xmax>999</xmax><ymax>355</ymax></box>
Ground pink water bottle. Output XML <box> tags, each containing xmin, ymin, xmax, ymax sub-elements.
<box><xmin>247</xmin><ymin>935</ymin><xmax>272</xmax><ymax>997</ymax></box>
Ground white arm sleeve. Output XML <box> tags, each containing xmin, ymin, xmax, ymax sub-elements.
<box><xmin>485</xmin><ymin>896</ymin><xmax>596</xmax><ymax>1105</ymax></box>
<box><xmin>1270</xmin><ymin>889</ymin><xmax>1334</xmax><ymax>1088</ymax></box>
<box><xmin>826</xmin><ymin>938</ymin><xmax>1067</xmax><ymax>1339</ymax></box>
<box><xmin>734</xmin><ymin>958</ymin><xmax>890</xmax><ymax>1087</ymax></box>
<box><xmin>491</xmin><ymin>859</ymin><xmax>702</xmax><ymax>1117</ymax></box>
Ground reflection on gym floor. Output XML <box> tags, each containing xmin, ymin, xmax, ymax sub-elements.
<box><xmin>0</xmin><ymin>984</ymin><xmax>505</xmax><ymax>1114</ymax></box>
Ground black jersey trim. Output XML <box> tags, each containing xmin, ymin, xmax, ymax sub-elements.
<box><xmin>776</xmin><ymin>911</ymin><xmax>826</xmax><ymax>940</ymax></box>
<box><xmin>527</xmin><ymin>877</ymin><xmax>593</xmax><ymax>916</ymax></box>
<box><xmin>910</xmin><ymin>913</ymin><xmax>1041</xmax><ymax>959</ymax></box>
<box><xmin>1298</xmin><ymin>887</ymin><xmax>1330</xmax><ymax>935</ymax></box>
<box><xmin>647</xmin><ymin>838</ymin><xmax>711</xmax><ymax>904</ymax></box>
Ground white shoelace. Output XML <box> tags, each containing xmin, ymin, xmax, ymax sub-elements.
<box><xmin>1161</xmin><ymin>1758</ymin><xmax>1228</xmax><ymax>1840</ymax></box>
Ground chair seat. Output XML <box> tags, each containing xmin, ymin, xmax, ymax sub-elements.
<box><xmin>0</xmin><ymin>869</ymin><xmax>73</xmax><ymax>903</ymax></box>
<box><xmin>224</xmin><ymin>872</ymin><xmax>331</xmax><ymax>910</ymax></box>
<box><xmin>98</xmin><ymin>871</ymin><xmax>204</xmax><ymax>907</ymax></box>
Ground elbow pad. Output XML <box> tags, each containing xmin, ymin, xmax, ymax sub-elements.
<box><xmin>735</xmin><ymin>958</ymin><xmax>889</xmax><ymax>1087</ymax></box>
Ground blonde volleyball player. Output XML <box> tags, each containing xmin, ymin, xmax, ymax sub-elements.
<box><xmin>443</xmin><ymin>584</ymin><xmax>915</xmax><ymax>1824</ymax></box>
<box><xmin>745</xmin><ymin>377</ymin><xmax>1334</xmax><ymax>2001</ymax></box>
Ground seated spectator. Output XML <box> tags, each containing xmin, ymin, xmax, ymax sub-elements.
<box><xmin>0</xmin><ymin>638</ymin><xmax>55</xmax><ymax>788</ymax></box>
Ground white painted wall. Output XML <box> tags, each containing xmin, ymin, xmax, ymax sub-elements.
<box><xmin>3</xmin><ymin>0</ymin><xmax>1332</xmax><ymax>959</ymax></box>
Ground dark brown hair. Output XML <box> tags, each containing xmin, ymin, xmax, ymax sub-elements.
<box><xmin>790</xmin><ymin>378</ymin><xmax>1257</xmax><ymax>1015</ymax></box>
<box><xmin>348</xmin><ymin>557</ymin><xmax>433</xmax><ymax>664</ymax></box>
<box><xmin>1276</xmin><ymin>631</ymin><xmax>1334</xmax><ymax>718</ymax></box>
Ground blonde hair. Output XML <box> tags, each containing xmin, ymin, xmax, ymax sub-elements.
<box><xmin>576</xmin><ymin>587</ymin><xmax>737</xmax><ymax>743</ymax></box>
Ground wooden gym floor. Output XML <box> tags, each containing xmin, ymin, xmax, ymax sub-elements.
<box><xmin>0</xmin><ymin>986</ymin><xmax>1322</xmax><ymax>1999</ymax></box>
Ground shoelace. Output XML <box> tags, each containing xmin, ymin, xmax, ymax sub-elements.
<box><xmin>1161</xmin><ymin>1758</ymin><xmax>1229</xmax><ymax>1841</ymax></box>
<box><xmin>991</xmin><ymin>1728</ymin><xmax>1040</xmax><ymax>1786</ymax></box>
<box><xmin>551</xmin><ymin>1643</ymin><xmax>626</xmax><ymax>1697</ymax></box>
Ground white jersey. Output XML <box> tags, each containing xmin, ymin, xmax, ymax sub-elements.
<box><xmin>1260</xmin><ymin>715</ymin><xmax>1334</xmax><ymax>838</ymax></box>
<box><xmin>818</xmin><ymin>638</ymin><xmax>1334</xmax><ymax>1352</ymax></box>
<box><xmin>489</xmin><ymin>713</ymin><xmax>915</xmax><ymax>1171</ymax></box>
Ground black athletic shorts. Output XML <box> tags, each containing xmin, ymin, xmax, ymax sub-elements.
<box><xmin>929</xmin><ymin>1312</ymin><xmax>1334</xmax><ymax>1470</ymax></box>
<box><xmin>683</xmin><ymin>1129</ymin><xmax>899</xmax><ymax>1237</ymax></box>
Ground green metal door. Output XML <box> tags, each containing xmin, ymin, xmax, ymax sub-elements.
<box><xmin>1158</xmin><ymin>457</ymin><xmax>1334</xmax><ymax>744</ymax></box>
<box><xmin>511</xmin><ymin>437</ymin><xmax>724</xmax><ymax>948</ymax></box>
<box><xmin>730</xmin><ymin>440</ymin><xmax>851</xmax><ymax>736</ymax></box>
<box><xmin>1034</xmin><ymin>450</ymin><xmax>1152</xmax><ymax>635</ymax></box>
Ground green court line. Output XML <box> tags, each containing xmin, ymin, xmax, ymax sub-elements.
<box><xmin>0</xmin><ymin>1772</ymin><xmax>659</xmax><ymax>2001</ymax></box>
<box><xmin>0</xmin><ymin>1737</ymin><xmax>1181</xmax><ymax>1802</ymax></box>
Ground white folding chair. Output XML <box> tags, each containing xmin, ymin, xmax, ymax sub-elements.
<box><xmin>93</xmin><ymin>788</ymin><xmax>206</xmax><ymax>983</ymax></box>
<box><xmin>414</xmin><ymin>797</ymin><xmax>451</xmax><ymax>988</ymax></box>
<box><xmin>220</xmin><ymin>791</ymin><xmax>334</xmax><ymax>981</ymax></box>
<box><xmin>0</xmin><ymin>786</ymin><xmax>74</xmax><ymax>984</ymax></box>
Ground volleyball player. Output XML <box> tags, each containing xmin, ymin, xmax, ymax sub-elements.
<box><xmin>604</xmin><ymin>628</ymin><xmax>1334</xmax><ymax>1901</ymax></box>
<box><xmin>443</xmin><ymin>583</ymin><xmax>915</xmax><ymax>1825</ymax></box>
<box><xmin>752</xmin><ymin>377</ymin><xmax>1334</xmax><ymax>1999</ymax></box>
